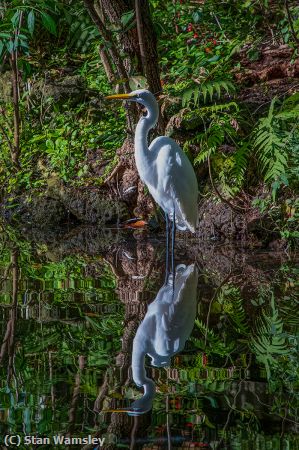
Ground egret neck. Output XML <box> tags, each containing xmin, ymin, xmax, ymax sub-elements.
<box><xmin>134</xmin><ymin>100</ymin><xmax>159</xmax><ymax>180</ymax></box>
<box><xmin>131</xmin><ymin>347</ymin><xmax>155</xmax><ymax>413</ymax></box>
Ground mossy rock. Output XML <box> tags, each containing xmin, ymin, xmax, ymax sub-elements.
<box><xmin>31</xmin><ymin>75</ymin><xmax>86</xmax><ymax>105</ymax></box>
<box><xmin>2</xmin><ymin>195</ymin><xmax>68</xmax><ymax>228</ymax></box>
<box><xmin>61</xmin><ymin>188</ymin><xmax>129</xmax><ymax>225</ymax></box>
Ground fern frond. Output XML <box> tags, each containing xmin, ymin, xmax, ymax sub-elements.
<box><xmin>194</xmin><ymin>145</ymin><xmax>216</xmax><ymax>165</ymax></box>
<box><xmin>253</xmin><ymin>99</ymin><xmax>289</xmax><ymax>183</ymax></box>
<box><xmin>281</xmin><ymin>92</ymin><xmax>299</xmax><ymax>111</ymax></box>
<box><xmin>192</xmin><ymin>319</ymin><xmax>235</xmax><ymax>356</ymax></box>
<box><xmin>231</xmin><ymin>142</ymin><xmax>250</xmax><ymax>184</ymax></box>
<box><xmin>250</xmin><ymin>295</ymin><xmax>288</xmax><ymax>380</ymax></box>
<box><xmin>197</xmin><ymin>102</ymin><xmax>239</xmax><ymax>115</ymax></box>
<box><xmin>182</xmin><ymin>80</ymin><xmax>235</xmax><ymax>107</ymax></box>
<box><xmin>218</xmin><ymin>284</ymin><xmax>249</xmax><ymax>335</ymax></box>
<box><xmin>66</xmin><ymin>15</ymin><xmax>99</xmax><ymax>52</ymax></box>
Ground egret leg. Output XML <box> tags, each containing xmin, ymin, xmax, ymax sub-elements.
<box><xmin>171</xmin><ymin>209</ymin><xmax>176</xmax><ymax>278</ymax></box>
<box><xmin>165</xmin><ymin>212</ymin><xmax>169</xmax><ymax>284</ymax></box>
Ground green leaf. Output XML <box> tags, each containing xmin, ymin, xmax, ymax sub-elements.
<box><xmin>208</xmin><ymin>55</ymin><xmax>220</xmax><ymax>63</ymax></box>
<box><xmin>0</xmin><ymin>40</ymin><xmax>3</xmax><ymax>57</ymax></box>
<box><xmin>202</xmin><ymin>85</ymin><xmax>208</xmax><ymax>103</ymax></box>
<box><xmin>214</xmin><ymin>82</ymin><xmax>221</xmax><ymax>98</ymax></box>
<box><xmin>120</xmin><ymin>10</ymin><xmax>134</xmax><ymax>28</ymax></box>
<box><xmin>0</xmin><ymin>33</ymin><xmax>12</xmax><ymax>39</ymax></box>
<box><xmin>11</xmin><ymin>10</ymin><xmax>21</xmax><ymax>28</ymax></box>
<box><xmin>27</xmin><ymin>10</ymin><xmax>35</xmax><ymax>36</ymax></box>
<box><xmin>192</xmin><ymin>11</ymin><xmax>202</xmax><ymax>23</ymax></box>
<box><xmin>182</xmin><ymin>88</ymin><xmax>194</xmax><ymax>107</ymax></box>
<box><xmin>19</xmin><ymin>38</ymin><xmax>29</xmax><ymax>54</ymax></box>
<box><xmin>5</xmin><ymin>40</ymin><xmax>14</xmax><ymax>54</ymax></box>
<box><xmin>40</xmin><ymin>12</ymin><xmax>57</xmax><ymax>35</ymax></box>
<box><xmin>193</xmin><ymin>86</ymin><xmax>200</xmax><ymax>105</ymax></box>
<box><xmin>46</xmin><ymin>139</ymin><xmax>55</xmax><ymax>151</ymax></box>
<box><xmin>207</xmin><ymin>83</ymin><xmax>214</xmax><ymax>101</ymax></box>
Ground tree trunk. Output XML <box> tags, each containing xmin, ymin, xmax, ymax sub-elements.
<box><xmin>99</xmin><ymin>44</ymin><xmax>115</xmax><ymax>83</ymax></box>
<box><xmin>86</xmin><ymin>0</ymin><xmax>162</xmax><ymax>96</ymax></box>
<box><xmin>99</xmin><ymin>0</ymin><xmax>142</xmax><ymax>74</ymax></box>
<box><xmin>135</xmin><ymin>0</ymin><xmax>161</xmax><ymax>94</ymax></box>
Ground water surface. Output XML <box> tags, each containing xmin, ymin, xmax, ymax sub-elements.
<box><xmin>0</xmin><ymin>226</ymin><xmax>298</xmax><ymax>449</ymax></box>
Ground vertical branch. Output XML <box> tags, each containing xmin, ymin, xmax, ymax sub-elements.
<box><xmin>99</xmin><ymin>44</ymin><xmax>115</xmax><ymax>83</ymax></box>
<box><xmin>7</xmin><ymin>247</ymin><xmax>19</xmax><ymax>382</ymax></box>
<box><xmin>68</xmin><ymin>355</ymin><xmax>85</xmax><ymax>434</ymax></box>
<box><xmin>9</xmin><ymin>10</ymin><xmax>23</xmax><ymax>169</ymax></box>
<box><xmin>172</xmin><ymin>0</ymin><xmax>179</xmax><ymax>34</ymax></box>
<box><xmin>0</xmin><ymin>247</ymin><xmax>19</xmax><ymax>384</ymax></box>
<box><xmin>83</xmin><ymin>0</ymin><xmax>139</xmax><ymax>132</ymax></box>
<box><xmin>135</xmin><ymin>0</ymin><xmax>147</xmax><ymax>76</ymax></box>
<box><xmin>95</xmin><ymin>0</ymin><xmax>116</xmax><ymax>83</ymax></box>
<box><xmin>10</xmin><ymin>51</ymin><xmax>21</xmax><ymax>168</ymax></box>
<box><xmin>83</xmin><ymin>0</ymin><xmax>130</xmax><ymax>91</ymax></box>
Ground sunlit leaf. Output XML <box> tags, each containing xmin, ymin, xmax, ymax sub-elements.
<box><xmin>40</xmin><ymin>12</ymin><xmax>57</xmax><ymax>35</ymax></box>
<box><xmin>27</xmin><ymin>10</ymin><xmax>35</xmax><ymax>36</ymax></box>
<box><xmin>121</xmin><ymin>10</ymin><xmax>135</xmax><ymax>28</ymax></box>
<box><xmin>11</xmin><ymin>10</ymin><xmax>21</xmax><ymax>28</ymax></box>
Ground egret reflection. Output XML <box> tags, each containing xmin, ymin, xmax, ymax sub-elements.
<box><xmin>128</xmin><ymin>263</ymin><xmax>198</xmax><ymax>416</ymax></box>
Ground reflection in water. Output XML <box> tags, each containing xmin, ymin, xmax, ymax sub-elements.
<box><xmin>0</xmin><ymin>226</ymin><xmax>298</xmax><ymax>448</ymax></box>
<box><xmin>0</xmin><ymin>247</ymin><xmax>19</xmax><ymax>383</ymax></box>
<box><xmin>129</xmin><ymin>264</ymin><xmax>198</xmax><ymax>416</ymax></box>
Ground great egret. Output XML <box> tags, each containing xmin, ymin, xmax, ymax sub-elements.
<box><xmin>106</xmin><ymin>89</ymin><xmax>198</xmax><ymax>266</ymax></box>
<box><xmin>129</xmin><ymin>263</ymin><xmax>198</xmax><ymax>416</ymax></box>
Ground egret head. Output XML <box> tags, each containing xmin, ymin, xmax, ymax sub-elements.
<box><xmin>106</xmin><ymin>89</ymin><xmax>158</xmax><ymax>115</ymax></box>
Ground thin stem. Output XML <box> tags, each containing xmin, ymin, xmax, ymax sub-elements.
<box><xmin>165</xmin><ymin>212</ymin><xmax>169</xmax><ymax>283</ymax></box>
<box><xmin>171</xmin><ymin>209</ymin><xmax>175</xmax><ymax>277</ymax></box>
<box><xmin>207</xmin><ymin>156</ymin><xmax>246</xmax><ymax>213</ymax></box>
<box><xmin>284</xmin><ymin>0</ymin><xmax>299</xmax><ymax>46</ymax></box>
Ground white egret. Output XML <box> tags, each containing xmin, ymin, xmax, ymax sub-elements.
<box><xmin>104</xmin><ymin>264</ymin><xmax>198</xmax><ymax>416</ymax></box>
<box><xmin>106</xmin><ymin>89</ymin><xmax>199</xmax><ymax>267</ymax></box>
<box><xmin>129</xmin><ymin>263</ymin><xmax>198</xmax><ymax>416</ymax></box>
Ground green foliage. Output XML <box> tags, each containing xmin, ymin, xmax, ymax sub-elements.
<box><xmin>151</xmin><ymin>0</ymin><xmax>298</xmax><ymax>222</ymax></box>
<box><xmin>182</xmin><ymin>92</ymin><xmax>298</xmax><ymax>202</ymax></box>
<box><xmin>218</xmin><ymin>284</ymin><xmax>249</xmax><ymax>335</ymax></box>
<box><xmin>253</xmin><ymin>98</ymin><xmax>295</xmax><ymax>184</ymax></box>
<box><xmin>65</xmin><ymin>8</ymin><xmax>99</xmax><ymax>52</ymax></box>
<box><xmin>251</xmin><ymin>94</ymin><xmax>299</xmax><ymax>204</ymax></box>
<box><xmin>182</xmin><ymin>80</ymin><xmax>235</xmax><ymax>107</ymax></box>
<box><xmin>191</xmin><ymin>319</ymin><xmax>236</xmax><ymax>356</ymax></box>
<box><xmin>191</xmin><ymin>102</ymin><xmax>239</xmax><ymax>163</ymax></box>
<box><xmin>280</xmin><ymin>197</ymin><xmax>299</xmax><ymax>240</ymax></box>
<box><xmin>250</xmin><ymin>295</ymin><xmax>288</xmax><ymax>378</ymax></box>
<box><xmin>250</xmin><ymin>293</ymin><xmax>299</xmax><ymax>394</ymax></box>
<box><xmin>188</xmin><ymin>102</ymin><xmax>245</xmax><ymax>196</ymax></box>
<box><xmin>0</xmin><ymin>1</ymin><xmax>58</xmax><ymax>62</ymax></box>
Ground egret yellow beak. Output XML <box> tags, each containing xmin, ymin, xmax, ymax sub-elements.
<box><xmin>105</xmin><ymin>93</ymin><xmax>133</xmax><ymax>100</ymax></box>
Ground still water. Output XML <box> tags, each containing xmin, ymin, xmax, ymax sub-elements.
<box><xmin>0</xmin><ymin>225</ymin><xmax>298</xmax><ymax>449</ymax></box>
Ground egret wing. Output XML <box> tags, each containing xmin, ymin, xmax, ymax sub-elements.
<box><xmin>150</xmin><ymin>137</ymin><xmax>198</xmax><ymax>231</ymax></box>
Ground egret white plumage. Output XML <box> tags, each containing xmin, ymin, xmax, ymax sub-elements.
<box><xmin>106</xmin><ymin>89</ymin><xmax>198</xmax><ymax>266</ymax></box>
<box><xmin>129</xmin><ymin>263</ymin><xmax>198</xmax><ymax>415</ymax></box>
